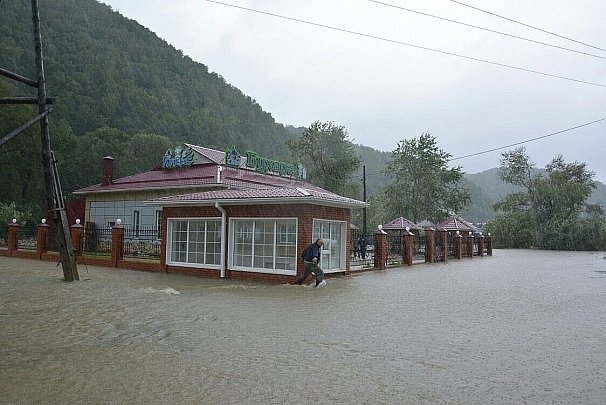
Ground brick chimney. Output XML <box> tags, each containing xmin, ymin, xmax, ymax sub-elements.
<box><xmin>101</xmin><ymin>156</ymin><xmax>114</xmax><ymax>186</ymax></box>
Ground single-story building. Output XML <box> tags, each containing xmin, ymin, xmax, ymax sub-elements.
<box><xmin>74</xmin><ymin>144</ymin><xmax>366</xmax><ymax>282</ymax></box>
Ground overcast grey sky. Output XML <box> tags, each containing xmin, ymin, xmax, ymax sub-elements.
<box><xmin>102</xmin><ymin>0</ymin><xmax>606</xmax><ymax>182</ymax></box>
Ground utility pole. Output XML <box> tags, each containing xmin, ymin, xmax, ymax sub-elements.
<box><xmin>0</xmin><ymin>0</ymin><xmax>79</xmax><ymax>281</ymax></box>
<box><xmin>362</xmin><ymin>165</ymin><xmax>367</xmax><ymax>236</ymax></box>
<box><xmin>32</xmin><ymin>0</ymin><xmax>79</xmax><ymax>281</ymax></box>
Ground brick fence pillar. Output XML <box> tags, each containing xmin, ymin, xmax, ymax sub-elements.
<box><xmin>466</xmin><ymin>232</ymin><xmax>474</xmax><ymax>258</ymax></box>
<box><xmin>8</xmin><ymin>220</ymin><xmax>19</xmax><ymax>256</ymax></box>
<box><xmin>425</xmin><ymin>228</ymin><xmax>434</xmax><ymax>263</ymax></box>
<box><xmin>111</xmin><ymin>220</ymin><xmax>124</xmax><ymax>267</ymax></box>
<box><xmin>438</xmin><ymin>230</ymin><xmax>448</xmax><ymax>262</ymax></box>
<box><xmin>455</xmin><ymin>232</ymin><xmax>463</xmax><ymax>259</ymax></box>
<box><xmin>37</xmin><ymin>220</ymin><xmax>50</xmax><ymax>257</ymax></box>
<box><xmin>486</xmin><ymin>234</ymin><xmax>493</xmax><ymax>256</ymax></box>
<box><xmin>477</xmin><ymin>234</ymin><xmax>485</xmax><ymax>257</ymax></box>
<box><xmin>403</xmin><ymin>231</ymin><xmax>414</xmax><ymax>266</ymax></box>
<box><xmin>70</xmin><ymin>220</ymin><xmax>84</xmax><ymax>257</ymax></box>
<box><xmin>374</xmin><ymin>227</ymin><xmax>387</xmax><ymax>270</ymax></box>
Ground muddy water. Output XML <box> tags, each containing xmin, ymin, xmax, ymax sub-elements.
<box><xmin>1</xmin><ymin>250</ymin><xmax>605</xmax><ymax>404</ymax></box>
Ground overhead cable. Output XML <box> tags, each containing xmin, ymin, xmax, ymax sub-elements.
<box><xmin>449</xmin><ymin>0</ymin><xmax>606</xmax><ymax>53</ymax></box>
<box><xmin>450</xmin><ymin>116</ymin><xmax>606</xmax><ymax>161</ymax></box>
<box><xmin>203</xmin><ymin>0</ymin><xmax>606</xmax><ymax>88</ymax></box>
<box><xmin>369</xmin><ymin>0</ymin><xmax>606</xmax><ymax>60</ymax></box>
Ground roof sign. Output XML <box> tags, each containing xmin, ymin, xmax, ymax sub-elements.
<box><xmin>163</xmin><ymin>145</ymin><xmax>194</xmax><ymax>168</ymax></box>
<box><xmin>225</xmin><ymin>145</ymin><xmax>242</xmax><ymax>168</ymax></box>
<box><xmin>245</xmin><ymin>150</ymin><xmax>295</xmax><ymax>177</ymax></box>
<box><xmin>224</xmin><ymin>146</ymin><xmax>306</xmax><ymax>179</ymax></box>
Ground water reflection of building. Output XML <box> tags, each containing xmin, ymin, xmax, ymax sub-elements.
<box><xmin>74</xmin><ymin>144</ymin><xmax>366</xmax><ymax>283</ymax></box>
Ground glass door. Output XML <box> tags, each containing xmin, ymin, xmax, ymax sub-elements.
<box><xmin>313</xmin><ymin>220</ymin><xmax>345</xmax><ymax>272</ymax></box>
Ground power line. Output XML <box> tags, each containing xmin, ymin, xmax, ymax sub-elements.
<box><xmin>203</xmin><ymin>0</ymin><xmax>606</xmax><ymax>88</ymax></box>
<box><xmin>369</xmin><ymin>0</ymin><xmax>606</xmax><ymax>60</ymax></box>
<box><xmin>362</xmin><ymin>116</ymin><xmax>606</xmax><ymax>175</ymax></box>
<box><xmin>450</xmin><ymin>116</ymin><xmax>606</xmax><ymax>161</ymax></box>
<box><xmin>450</xmin><ymin>0</ymin><xmax>606</xmax><ymax>53</ymax></box>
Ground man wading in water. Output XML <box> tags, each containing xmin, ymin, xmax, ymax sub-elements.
<box><xmin>294</xmin><ymin>238</ymin><xmax>326</xmax><ymax>287</ymax></box>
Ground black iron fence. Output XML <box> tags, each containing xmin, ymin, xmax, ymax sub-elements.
<box><xmin>3</xmin><ymin>223</ymin><xmax>162</xmax><ymax>261</ymax></box>
<box><xmin>350</xmin><ymin>231</ymin><xmax>374</xmax><ymax>268</ymax></box>
<box><xmin>83</xmin><ymin>226</ymin><xmax>112</xmax><ymax>254</ymax></box>
<box><xmin>122</xmin><ymin>239</ymin><xmax>161</xmax><ymax>258</ymax></box>
<box><xmin>17</xmin><ymin>224</ymin><xmax>38</xmax><ymax>251</ymax></box>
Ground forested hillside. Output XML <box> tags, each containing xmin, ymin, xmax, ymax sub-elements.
<box><xmin>1</xmin><ymin>0</ymin><xmax>298</xmax><ymax>157</ymax></box>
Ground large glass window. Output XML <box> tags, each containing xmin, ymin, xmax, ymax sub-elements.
<box><xmin>231</xmin><ymin>218</ymin><xmax>297</xmax><ymax>274</ymax></box>
<box><xmin>313</xmin><ymin>220</ymin><xmax>345</xmax><ymax>272</ymax></box>
<box><xmin>168</xmin><ymin>218</ymin><xmax>222</xmax><ymax>267</ymax></box>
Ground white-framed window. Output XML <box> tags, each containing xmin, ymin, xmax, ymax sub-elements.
<box><xmin>133</xmin><ymin>210</ymin><xmax>140</xmax><ymax>238</ymax></box>
<box><xmin>313</xmin><ymin>219</ymin><xmax>346</xmax><ymax>273</ymax></box>
<box><xmin>155</xmin><ymin>210</ymin><xmax>163</xmax><ymax>240</ymax></box>
<box><xmin>230</xmin><ymin>218</ymin><xmax>297</xmax><ymax>275</ymax></box>
<box><xmin>167</xmin><ymin>218</ymin><xmax>222</xmax><ymax>268</ymax></box>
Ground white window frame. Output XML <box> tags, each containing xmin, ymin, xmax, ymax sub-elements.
<box><xmin>229</xmin><ymin>217</ymin><xmax>298</xmax><ymax>275</ymax></box>
<box><xmin>133</xmin><ymin>210</ymin><xmax>141</xmax><ymax>238</ymax></box>
<box><xmin>155</xmin><ymin>210</ymin><xmax>163</xmax><ymax>240</ymax></box>
<box><xmin>166</xmin><ymin>217</ymin><xmax>222</xmax><ymax>269</ymax></box>
<box><xmin>313</xmin><ymin>219</ymin><xmax>347</xmax><ymax>273</ymax></box>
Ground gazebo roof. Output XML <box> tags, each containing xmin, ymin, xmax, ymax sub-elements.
<box><xmin>416</xmin><ymin>219</ymin><xmax>435</xmax><ymax>229</ymax></box>
<box><xmin>436</xmin><ymin>217</ymin><xmax>477</xmax><ymax>232</ymax></box>
<box><xmin>382</xmin><ymin>217</ymin><xmax>420</xmax><ymax>231</ymax></box>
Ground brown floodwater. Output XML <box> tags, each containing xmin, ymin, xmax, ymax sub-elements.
<box><xmin>1</xmin><ymin>249</ymin><xmax>605</xmax><ymax>404</ymax></box>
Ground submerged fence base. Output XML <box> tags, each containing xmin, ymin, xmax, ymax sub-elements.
<box><xmin>2</xmin><ymin>222</ymin><xmax>494</xmax><ymax>282</ymax></box>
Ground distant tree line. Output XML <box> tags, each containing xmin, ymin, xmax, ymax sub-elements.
<box><xmin>486</xmin><ymin>147</ymin><xmax>606</xmax><ymax>250</ymax></box>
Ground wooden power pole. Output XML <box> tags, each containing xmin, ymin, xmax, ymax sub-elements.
<box><xmin>0</xmin><ymin>0</ymin><xmax>79</xmax><ymax>281</ymax></box>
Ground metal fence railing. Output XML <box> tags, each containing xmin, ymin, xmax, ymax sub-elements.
<box><xmin>17</xmin><ymin>224</ymin><xmax>38</xmax><ymax>251</ymax></box>
<box><xmin>123</xmin><ymin>239</ymin><xmax>161</xmax><ymax>258</ymax></box>
<box><xmin>350</xmin><ymin>231</ymin><xmax>374</xmax><ymax>268</ymax></box>
<box><xmin>82</xmin><ymin>226</ymin><xmax>112</xmax><ymax>255</ymax></box>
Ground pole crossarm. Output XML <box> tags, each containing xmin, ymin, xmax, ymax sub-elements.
<box><xmin>0</xmin><ymin>67</ymin><xmax>38</xmax><ymax>88</ymax></box>
<box><xmin>0</xmin><ymin>108</ymin><xmax>52</xmax><ymax>147</ymax></box>
<box><xmin>0</xmin><ymin>97</ymin><xmax>54</xmax><ymax>104</ymax></box>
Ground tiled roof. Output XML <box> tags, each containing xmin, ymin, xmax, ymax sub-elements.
<box><xmin>74</xmin><ymin>163</ymin><xmax>331</xmax><ymax>195</ymax></box>
<box><xmin>382</xmin><ymin>217</ymin><xmax>420</xmax><ymax>230</ymax></box>
<box><xmin>74</xmin><ymin>165</ymin><xmax>221</xmax><ymax>194</ymax></box>
<box><xmin>417</xmin><ymin>219</ymin><xmax>435</xmax><ymax>229</ymax></box>
<box><xmin>436</xmin><ymin>217</ymin><xmax>477</xmax><ymax>232</ymax></box>
<box><xmin>185</xmin><ymin>143</ymin><xmax>225</xmax><ymax>164</ymax></box>
<box><xmin>73</xmin><ymin>144</ymin><xmax>366</xmax><ymax>208</ymax></box>
<box><xmin>146</xmin><ymin>187</ymin><xmax>367</xmax><ymax>208</ymax></box>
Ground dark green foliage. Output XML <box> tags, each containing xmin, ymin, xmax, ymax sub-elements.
<box><xmin>0</xmin><ymin>0</ymin><xmax>296</xmax><ymax>213</ymax></box>
<box><xmin>0</xmin><ymin>81</ymin><xmax>45</xmax><ymax>207</ymax></box>
<box><xmin>382</xmin><ymin>132</ymin><xmax>470</xmax><ymax>223</ymax></box>
<box><xmin>487</xmin><ymin>147</ymin><xmax>606</xmax><ymax>250</ymax></box>
<box><xmin>286</xmin><ymin>121</ymin><xmax>361</xmax><ymax>197</ymax></box>
<box><xmin>1</xmin><ymin>0</ymin><xmax>295</xmax><ymax>159</ymax></box>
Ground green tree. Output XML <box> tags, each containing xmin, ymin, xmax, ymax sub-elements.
<box><xmin>125</xmin><ymin>133</ymin><xmax>173</xmax><ymax>174</ymax></box>
<box><xmin>382</xmin><ymin>132</ymin><xmax>470</xmax><ymax>223</ymax></box>
<box><xmin>0</xmin><ymin>80</ymin><xmax>46</xmax><ymax>208</ymax></box>
<box><xmin>488</xmin><ymin>147</ymin><xmax>606</xmax><ymax>250</ymax></box>
<box><xmin>286</xmin><ymin>121</ymin><xmax>361</xmax><ymax>197</ymax></box>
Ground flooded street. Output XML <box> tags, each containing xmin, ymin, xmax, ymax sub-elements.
<box><xmin>1</xmin><ymin>250</ymin><xmax>605</xmax><ymax>404</ymax></box>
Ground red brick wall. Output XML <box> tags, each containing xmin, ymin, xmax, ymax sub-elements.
<box><xmin>0</xmin><ymin>203</ymin><xmax>351</xmax><ymax>284</ymax></box>
<box><xmin>162</xmin><ymin>203</ymin><xmax>350</xmax><ymax>283</ymax></box>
